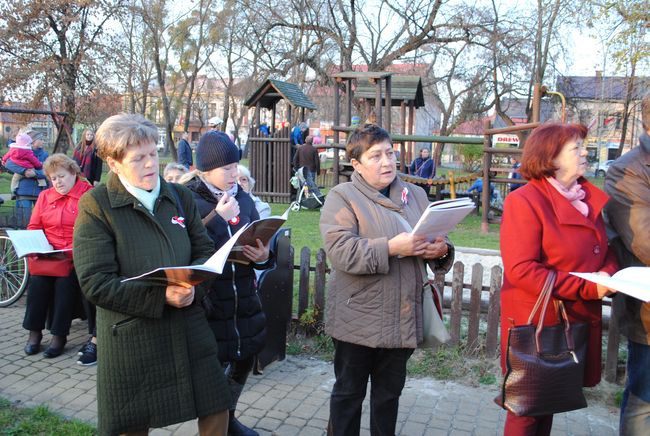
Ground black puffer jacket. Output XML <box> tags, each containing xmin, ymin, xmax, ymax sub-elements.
<box><xmin>185</xmin><ymin>176</ymin><xmax>270</xmax><ymax>362</ymax></box>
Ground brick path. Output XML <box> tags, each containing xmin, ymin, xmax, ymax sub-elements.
<box><xmin>1</xmin><ymin>299</ymin><xmax>620</xmax><ymax>435</ymax></box>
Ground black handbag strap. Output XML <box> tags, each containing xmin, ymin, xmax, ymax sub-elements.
<box><xmin>525</xmin><ymin>270</ymin><xmax>578</xmax><ymax>358</ymax></box>
<box><xmin>526</xmin><ymin>271</ymin><xmax>556</xmax><ymax>325</ymax></box>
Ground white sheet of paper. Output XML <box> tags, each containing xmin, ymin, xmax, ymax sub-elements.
<box><xmin>410</xmin><ymin>198</ymin><xmax>475</xmax><ymax>241</ymax></box>
<box><xmin>570</xmin><ymin>267</ymin><xmax>650</xmax><ymax>302</ymax></box>
<box><xmin>6</xmin><ymin>229</ymin><xmax>71</xmax><ymax>258</ymax></box>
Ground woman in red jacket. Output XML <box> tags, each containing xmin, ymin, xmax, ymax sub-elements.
<box><xmin>500</xmin><ymin>123</ymin><xmax>618</xmax><ymax>435</ymax></box>
<box><xmin>22</xmin><ymin>154</ymin><xmax>92</xmax><ymax>358</ymax></box>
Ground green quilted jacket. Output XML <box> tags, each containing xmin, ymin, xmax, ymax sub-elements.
<box><xmin>73</xmin><ymin>173</ymin><xmax>230</xmax><ymax>435</ymax></box>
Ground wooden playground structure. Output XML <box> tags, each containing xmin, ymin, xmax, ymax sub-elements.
<box><xmin>245</xmin><ymin>74</ymin><xmax>558</xmax><ymax>233</ymax></box>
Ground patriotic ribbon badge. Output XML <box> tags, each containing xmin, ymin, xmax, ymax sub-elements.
<box><xmin>401</xmin><ymin>187</ymin><xmax>409</xmax><ymax>205</ymax></box>
<box><xmin>229</xmin><ymin>216</ymin><xmax>240</xmax><ymax>225</ymax></box>
<box><xmin>171</xmin><ymin>216</ymin><xmax>186</xmax><ymax>228</ymax></box>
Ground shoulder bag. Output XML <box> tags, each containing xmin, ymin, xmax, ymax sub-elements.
<box><xmin>494</xmin><ymin>270</ymin><xmax>589</xmax><ymax>416</ymax></box>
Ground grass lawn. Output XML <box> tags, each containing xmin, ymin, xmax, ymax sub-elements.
<box><xmin>0</xmin><ymin>397</ymin><xmax>95</xmax><ymax>435</ymax></box>
<box><xmin>270</xmin><ymin>201</ymin><xmax>501</xmax><ymax>257</ymax></box>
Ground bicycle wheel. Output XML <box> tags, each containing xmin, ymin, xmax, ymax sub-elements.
<box><xmin>0</xmin><ymin>235</ymin><xmax>29</xmax><ymax>307</ymax></box>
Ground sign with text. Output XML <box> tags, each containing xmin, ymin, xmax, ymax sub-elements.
<box><xmin>493</xmin><ymin>134</ymin><xmax>520</xmax><ymax>145</ymax></box>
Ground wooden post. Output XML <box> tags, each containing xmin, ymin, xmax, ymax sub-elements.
<box><xmin>399</xmin><ymin>100</ymin><xmax>407</xmax><ymax>173</ymax></box>
<box><xmin>301</xmin><ymin>107</ymin><xmax>305</xmax><ymax>122</ymax></box>
<box><xmin>287</xmin><ymin>104</ymin><xmax>293</xmax><ymax>129</ymax></box>
<box><xmin>346</xmin><ymin>79</ymin><xmax>353</xmax><ymax>126</ymax></box>
<box><xmin>298</xmin><ymin>247</ymin><xmax>311</xmax><ymax>318</ymax></box>
<box><xmin>467</xmin><ymin>264</ymin><xmax>483</xmax><ymax>352</ymax></box>
<box><xmin>408</xmin><ymin>102</ymin><xmax>415</xmax><ymax>165</ymax></box>
<box><xmin>605</xmin><ymin>300</ymin><xmax>621</xmax><ymax>383</ymax></box>
<box><xmin>485</xmin><ymin>266</ymin><xmax>502</xmax><ymax>357</ymax></box>
<box><xmin>450</xmin><ymin>262</ymin><xmax>464</xmax><ymax>345</ymax></box>
<box><xmin>532</xmin><ymin>83</ymin><xmax>542</xmax><ymax>123</ymax></box>
<box><xmin>255</xmin><ymin>102</ymin><xmax>261</xmax><ymax>129</ymax></box>
<box><xmin>385</xmin><ymin>76</ymin><xmax>392</xmax><ymax>132</ymax></box>
<box><xmin>334</xmin><ymin>79</ymin><xmax>341</xmax><ymax>185</ymax></box>
<box><xmin>481</xmin><ymin>118</ymin><xmax>492</xmax><ymax>234</ymax></box>
<box><xmin>449</xmin><ymin>172</ymin><xmax>456</xmax><ymax>199</ymax></box>
<box><xmin>271</xmin><ymin>104</ymin><xmax>276</xmax><ymax>134</ymax></box>
<box><xmin>314</xmin><ymin>249</ymin><xmax>327</xmax><ymax>322</ymax></box>
<box><xmin>374</xmin><ymin>78</ymin><xmax>382</xmax><ymax>127</ymax></box>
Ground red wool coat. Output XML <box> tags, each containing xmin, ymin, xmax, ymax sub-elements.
<box><xmin>27</xmin><ymin>177</ymin><xmax>92</xmax><ymax>271</ymax></box>
<box><xmin>500</xmin><ymin>177</ymin><xmax>618</xmax><ymax>387</ymax></box>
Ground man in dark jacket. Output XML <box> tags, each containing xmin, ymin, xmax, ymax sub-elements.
<box><xmin>292</xmin><ymin>135</ymin><xmax>322</xmax><ymax>198</ymax></box>
<box><xmin>605</xmin><ymin>93</ymin><xmax>650</xmax><ymax>435</ymax></box>
<box><xmin>177</xmin><ymin>131</ymin><xmax>193</xmax><ymax>169</ymax></box>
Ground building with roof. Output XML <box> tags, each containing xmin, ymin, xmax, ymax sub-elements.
<box><xmin>556</xmin><ymin>73</ymin><xmax>648</xmax><ymax>161</ymax></box>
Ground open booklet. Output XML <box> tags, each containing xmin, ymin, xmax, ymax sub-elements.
<box><xmin>410</xmin><ymin>197</ymin><xmax>475</xmax><ymax>241</ymax></box>
<box><xmin>570</xmin><ymin>267</ymin><xmax>650</xmax><ymax>302</ymax></box>
<box><xmin>122</xmin><ymin>207</ymin><xmax>290</xmax><ymax>287</ymax></box>
<box><xmin>6</xmin><ymin>229</ymin><xmax>72</xmax><ymax>258</ymax></box>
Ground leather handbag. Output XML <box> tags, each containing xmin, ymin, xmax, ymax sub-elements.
<box><xmin>494</xmin><ymin>270</ymin><xmax>589</xmax><ymax>416</ymax></box>
<box><xmin>27</xmin><ymin>254</ymin><xmax>74</xmax><ymax>277</ymax></box>
<box><xmin>420</xmin><ymin>282</ymin><xmax>451</xmax><ymax>348</ymax></box>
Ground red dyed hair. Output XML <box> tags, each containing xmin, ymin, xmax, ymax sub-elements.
<box><xmin>520</xmin><ymin>123</ymin><xmax>588</xmax><ymax>180</ymax></box>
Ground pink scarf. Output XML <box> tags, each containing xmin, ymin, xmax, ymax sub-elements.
<box><xmin>546</xmin><ymin>177</ymin><xmax>589</xmax><ymax>217</ymax></box>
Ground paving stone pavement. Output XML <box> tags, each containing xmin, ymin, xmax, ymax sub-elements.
<box><xmin>1</xmin><ymin>294</ymin><xmax>620</xmax><ymax>435</ymax></box>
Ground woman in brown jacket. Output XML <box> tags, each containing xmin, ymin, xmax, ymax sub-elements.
<box><xmin>320</xmin><ymin>124</ymin><xmax>454</xmax><ymax>436</ymax></box>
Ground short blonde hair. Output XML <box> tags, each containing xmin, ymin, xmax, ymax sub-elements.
<box><xmin>95</xmin><ymin>113</ymin><xmax>158</xmax><ymax>162</ymax></box>
<box><xmin>43</xmin><ymin>153</ymin><xmax>81</xmax><ymax>177</ymax></box>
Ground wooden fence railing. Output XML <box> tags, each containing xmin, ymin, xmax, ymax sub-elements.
<box><xmin>291</xmin><ymin>245</ymin><xmax>623</xmax><ymax>383</ymax></box>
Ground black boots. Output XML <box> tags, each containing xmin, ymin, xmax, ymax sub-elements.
<box><xmin>228</xmin><ymin>410</ymin><xmax>258</xmax><ymax>436</ymax></box>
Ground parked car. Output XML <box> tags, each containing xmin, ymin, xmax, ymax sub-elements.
<box><xmin>590</xmin><ymin>159</ymin><xmax>614</xmax><ymax>177</ymax></box>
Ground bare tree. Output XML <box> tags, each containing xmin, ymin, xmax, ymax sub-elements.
<box><xmin>0</xmin><ymin>0</ymin><xmax>124</xmax><ymax>150</ymax></box>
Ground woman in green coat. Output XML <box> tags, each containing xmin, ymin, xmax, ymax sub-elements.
<box><xmin>73</xmin><ymin>114</ymin><xmax>230</xmax><ymax>435</ymax></box>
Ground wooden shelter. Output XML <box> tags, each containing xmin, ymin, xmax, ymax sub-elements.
<box><xmin>244</xmin><ymin>79</ymin><xmax>317</xmax><ymax>202</ymax></box>
<box><xmin>330</xmin><ymin>71</ymin><xmax>426</xmax><ymax>180</ymax></box>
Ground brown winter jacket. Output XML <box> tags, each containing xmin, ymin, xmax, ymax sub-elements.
<box><xmin>320</xmin><ymin>171</ymin><xmax>454</xmax><ymax>348</ymax></box>
<box><xmin>605</xmin><ymin>132</ymin><xmax>650</xmax><ymax>345</ymax></box>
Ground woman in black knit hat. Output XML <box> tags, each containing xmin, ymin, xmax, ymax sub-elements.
<box><xmin>180</xmin><ymin>130</ymin><xmax>272</xmax><ymax>436</ymax></box>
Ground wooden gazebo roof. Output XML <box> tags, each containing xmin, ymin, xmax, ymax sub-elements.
<box><xmin>354</xmin><ymin>75</ymin><xmax>425</xmax><ymax>108</ymax></box>
<box><xmin>244</xmin><ymin>79</ymin><xmax>317</xmax><ymax>110</ymax></box>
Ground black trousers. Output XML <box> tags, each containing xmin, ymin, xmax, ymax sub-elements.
<box><xmin>82</xmin><ymin>297</ymin><xmax>97</xmax><ymax>336</ymax></box>
<box><xmin>329</xmin><ymin>339</ymin><xmax>413</xmax><ymax>436</ymax></box>
<box><xmin>22</xmin><ymin>272</ymin><xmax>81</xmax><ymax>337</ymax></box>
<box><xmin>222</xmin><ymin>355</ymin><xmax>255</xmax><ymax>411</ymax></box>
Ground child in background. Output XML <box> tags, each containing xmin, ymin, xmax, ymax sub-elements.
<box><xmin>2</xmin><ymin>133</ymin><xmax>43</xmax><ymax>194</ymax></box>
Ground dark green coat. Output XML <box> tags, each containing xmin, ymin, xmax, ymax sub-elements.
<box><xmin>73</xmin><ymin>174</ymin><xmax>230</xmax><ymax>435</ymax></box>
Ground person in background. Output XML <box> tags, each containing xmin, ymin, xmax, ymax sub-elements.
<box><xmin>292</xmin><ymin>135</ymin><xmax>322</xmax><ymax>198</ymax></box>
<box><xmin>500</xmin><ymin>123</ymin><xmax>618</xmax><ymax>435</ymax></box>
<box><xmin>237</xmin><ymin>164</ymin><xmax>271</xmax><ymax>219</ymax></box>
<box><xmin>73</xmin><ymin>113</ymin><xmax>231</xmax><ymax>435</ymax></box>
<box><xmin>2</xmin><ymin>133</ymin><xmax>43</xmax><ymax>194</ymax></box>
<box><xmin>259</xmin><ymin>122</ymin><xmax>270</xmax><ymax>137</ymax></box>
<box><xmin>182</xmin><ymin>131</ymin><xmax>272</xmax><ymax>436</ymax></box>
<box><xmin>177</xmin><ymin>131</ymin><xmax>193</xmax><ymax>169</ymax></box>
<box><xmin>73</xmin><ymin>129</ymin><xmax>103</xmax><ymax>186</ymax></box>
<box><xmin>4</xmin><ymin>129</ymin><xmax>49</xmax><ymax>225</ymax></box>
<box><xmin>163</xmin><ymin>162</ymin><xmax>189</xmax><ymax>183</ymax></box>
<box><xmin>509</xmin><ymin>155</ymin><xmax>523</xmax><ymax>192</ymax></box>
<box><xmin>22</xmin><ymin>154</ymin><xmax>92</xmax><ymax>359</ymax></box>
<box><xmin>320</xmin><ymin>124</ymin><xmax>454</xmax><ymax>435</ymax></box>
<box><xmin>408</xmin><ymin>147</ymin><xmax>435</xmax><ymax>194</ymax></box>
<box><xmin>605</xmin><ymin>93</ymin><xmax>650</xmax><ymax>435</ymax></box>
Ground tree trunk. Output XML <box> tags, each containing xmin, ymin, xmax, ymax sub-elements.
<box><xmin>617</xmin><ymin>60</ymin><xmax>636</xmax><ymax>158</ymax></box>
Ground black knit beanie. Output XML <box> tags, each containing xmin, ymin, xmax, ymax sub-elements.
<box><xmin>196</xmin><ymin>131</ymin><xmax>240</xmax><ymax>171</ymax></box>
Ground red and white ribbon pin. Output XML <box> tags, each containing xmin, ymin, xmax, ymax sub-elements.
<box><xmin>171</xmin><ymin>216</ymin><xmax>186</xmax><ymax>228</ymax></box>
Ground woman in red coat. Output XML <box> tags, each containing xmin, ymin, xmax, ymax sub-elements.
<box><xmin>500</xmin><ymin>123</ymin><xmax>618</xmax><ymax>435</ymax></box>
<box><xmin>22</xmin><ymin>154</ymin><xmax>92</xmax><ymax>358</ymax></box>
